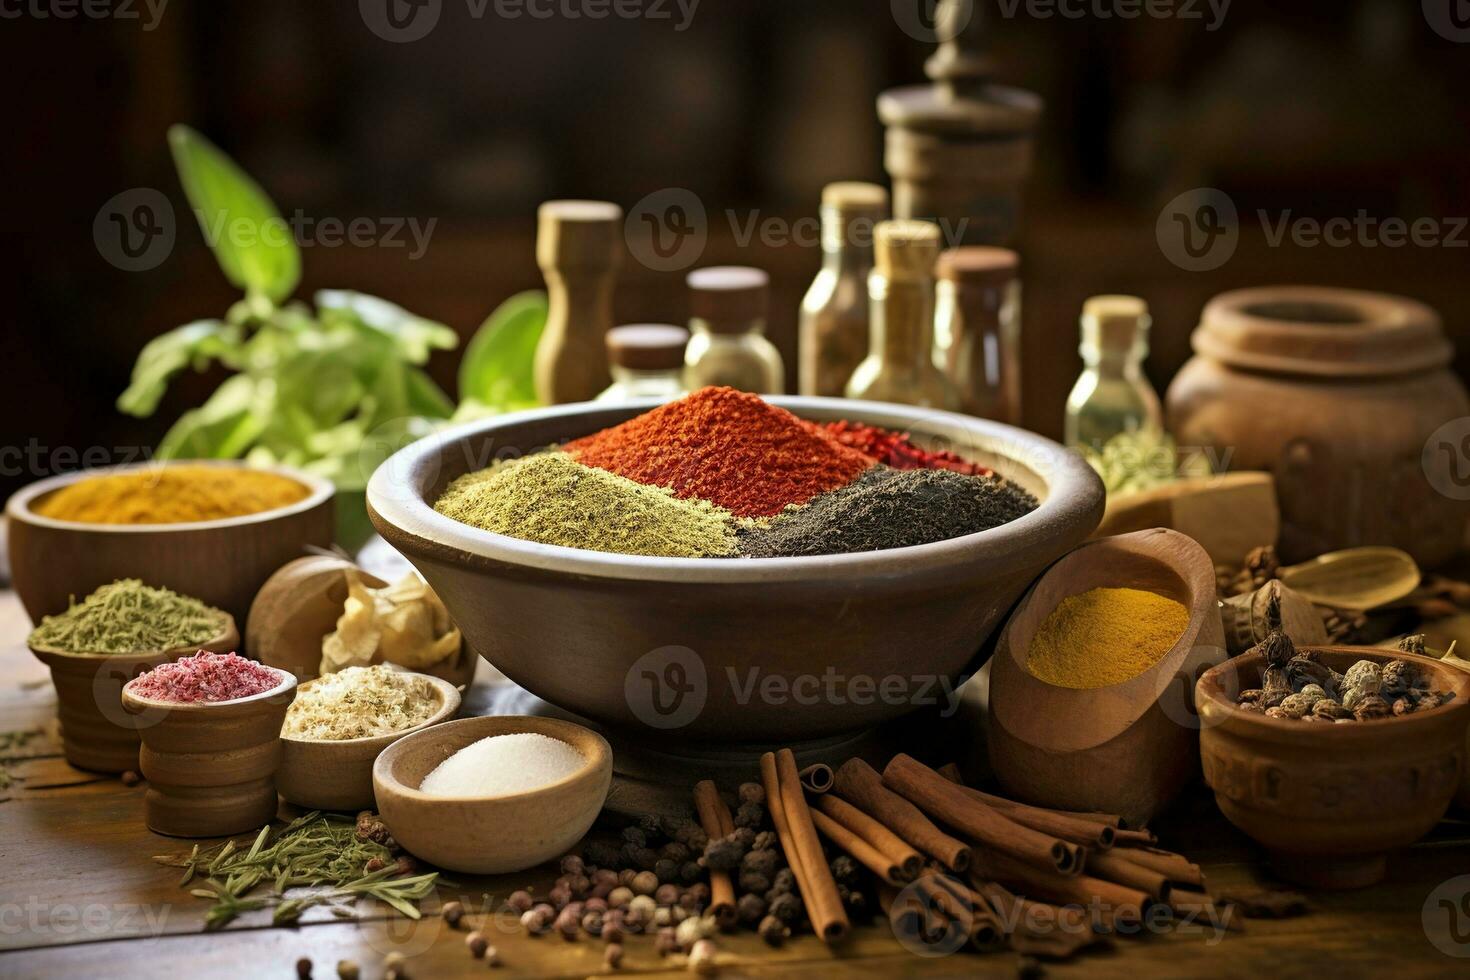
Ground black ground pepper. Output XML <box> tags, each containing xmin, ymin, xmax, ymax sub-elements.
<box><xmin>738</xmin><ymin>466</ymin><xmax>1038</xmax><ymax>558</ymax></box>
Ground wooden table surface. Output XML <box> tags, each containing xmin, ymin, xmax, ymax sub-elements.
<box><xmin>3</xmin><ymin>588</ymin><xmax>1469</xmax><ymax>979</ymax></box>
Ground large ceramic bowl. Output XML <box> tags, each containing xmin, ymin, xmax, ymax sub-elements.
<box><xmin>7</xmin><ymin>461</ymin><xmax>335</xmax><ymax>628</ymax></box>
<box><xmin>1197</xmin><ymin>646</ymin><xmax>1470</xmax><ymax>889</ymax></box>
<box><xmin>367</xmin><ymin>397</ymin><xmax>1104</xmax><ymax>744</ymax></box>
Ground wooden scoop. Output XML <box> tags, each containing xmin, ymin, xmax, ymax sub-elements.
<box><xmin>1276</xmin><ymin>547</ymin><xmax>1421</xmax><ymax>611</ymax></box>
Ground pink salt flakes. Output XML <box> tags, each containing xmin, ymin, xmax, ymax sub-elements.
<box><xmin>127</xmin><ymin>651</ymin><xmax>283</xmax><ymax>704</ymax></box>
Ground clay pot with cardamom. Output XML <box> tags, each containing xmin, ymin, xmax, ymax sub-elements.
<box><xmin>1166</xmin><ymin>286</ymin><xmax>1470</xmax><ymax>568</ymax></box>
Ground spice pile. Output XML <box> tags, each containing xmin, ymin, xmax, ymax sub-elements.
<box><xmin>739</xmin><ymin>467</ymin><xmax>1036</xmax><ymax>558</ymax></box>
<box><xmin>1025</xmin><ymin>586</ymin><xmax>1190</xmax><ymax>689</ymax></box>
<box><xmin>1236</xmin><ymin>626</ymin><xmax>1457</xmax><ymax>722</ymax></box>
<box><xmin>434</xmin><ymin>387</ymin><xmax>1038</xmax><ymax>558</ymax></box>
<box><xmin>28</xmin><ymin>579</ymin><xmax>230</xmax><ymax>655</ymax></box>
<box><xmin>435</xmin><ymin>452</ymin><xmax>742</xmax><ymax>558</ymax></box>
<box><xmin>35</xmin><ymin>464</ymin><xmax>309</xmax><ymax>525</ymax></box>
<box><xmin>127</xmin><ymin>652</ymin><xmax>283</xmax><ymax>704</ymax></box>
<box><xmin>282</xmin><ymin>665</ymin><xmax>440</xmax><ymax>741</ymax></box>
<box><xmin>420</xmin><ymin>732</ymin><xmax>587</xmax><ymax>796</ymax></box>
<box><xmin>565</xmin><ymin>387</ymin><xmax>873</xmax><ymax>518</ymax></box>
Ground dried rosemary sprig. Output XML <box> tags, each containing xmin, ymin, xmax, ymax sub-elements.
<box><xmin>155</xmin><ymin>812</ymin><xmax>438</xmax><ymax>930</ymax></box>
<box><xmin>29</xmin><ymin>579</ymin><xmax>228</xmax><ymax>654</ymax></box>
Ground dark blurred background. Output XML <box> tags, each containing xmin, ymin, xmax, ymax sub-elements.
<box><xmin>5</xmin><ymin>0</ymin><xmax>1470</xmax><ymax>498</ymax></box>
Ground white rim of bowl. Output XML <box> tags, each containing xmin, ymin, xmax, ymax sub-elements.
<box><xmin>8</xmin><ymin>460</ymin><xmax>336</xmax><ymax>533</ymax></box>
<box><xmin>366</xmin><ymin>395</ymin><xmax>1105</xmax><ymax>584</ymax></box>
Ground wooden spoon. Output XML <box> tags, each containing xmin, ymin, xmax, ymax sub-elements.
<box><xmin>1277</xmin><ymin>547</ymin><xmax>1421</xmax><ymax>611</ymax></box>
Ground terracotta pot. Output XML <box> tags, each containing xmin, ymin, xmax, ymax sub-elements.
<box><xmin>373</xmin><ymin>715</ymin><xmax>612</xmax><ymax>874</ymax></box>
<box><xmin>1166</xmin><ymin>286</ymin><xmax>1470</xmax><ymax>567</ymax></box>
<box><xmin>366</xmin><ymin>397</ymin><xmax>1103</xmax><ymax>745</ymax></box>
<box><xmin>6</xmin><ymin>461</ymin><xmax>336</xmax><ymax>627</ymax></box>
<box><xmin>28</xmin><ymin>618</ymin><xmax>239</xmax><ymax>774</ymax></box>
<box><xmin>121</xmin><ymin>667</ymin><xmax>296</xmax><ymax>838</ymax></box>
<box><xmin>277</xmin><ymin>672</ymin><xmax>462</xmax><ymax>812</ymax></box>
<box><xmin>986</xmin><ymin>529</ymin><xmax>1227</xmax><ymax>826</ymax></box>
<box><xmin>1196</xmin><ymin>646</ymin><xmax>1470</xmax><ymax>889</ymax></box>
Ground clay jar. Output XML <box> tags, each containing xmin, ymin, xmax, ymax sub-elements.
<box><xmin>1166</xmin><ymin>287</ymin><xmax>1470</xmax><ymax>567</ymax></box>
<box><xmin>122</xmin><ymin>668</ymin><xmax>296</xmax><ymax>838</ymax></box>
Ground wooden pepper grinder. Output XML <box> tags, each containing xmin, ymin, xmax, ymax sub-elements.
<box><xmin>534</xmin><ymin>200</ymin><xmax>623</xmax><ymax>404</ymax></box>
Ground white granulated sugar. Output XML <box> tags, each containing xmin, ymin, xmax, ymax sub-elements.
<box><xmin>418</xmin><ymin>732</ymin><xmax>585</xmax><ymax>797</ymax></box>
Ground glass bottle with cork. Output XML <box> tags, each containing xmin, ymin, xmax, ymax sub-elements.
<box><xmin>934</xmin><ymin>247</ymin><xmax>1022</xmax><ymax>424</ymax></box>
<box><xmin>533</xmin><ymin>200</ymin><xmax>622</xmax><ymax>404</ymax></box>
<box><xmin>596</xmin><ymin>324</ymin><xmax>690</xmax><ymax>403</ymax></box>
<box><xmin>846</xmin><ymin>220</ymin><xmax>960</xmax><ymax>410</ymax></box>
<box><xmin>684</xmin><ymin>266</ymin><xmax>784</xmax><ymax>394</ymax></box>
<box><xmin>798</xmin><ymin>181</ymin><xmax>888</xmax><ymax>396</ymax></box>
<box><xmin>1064</xmin><ymin>295</ymin><xmax>1165</xmax><ymax>459</ymax></box>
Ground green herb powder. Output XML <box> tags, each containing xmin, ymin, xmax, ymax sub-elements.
<box><xmin>28</xmin><ymin>579</ymin><xmax>229</xmax><ymax>655</ymax></box>
<box><xmin>434</xmin><ymin>451</ymin><xmax>742</xmax><ymax>558</ymax></box>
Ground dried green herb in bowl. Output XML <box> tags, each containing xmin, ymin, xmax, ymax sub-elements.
<box><xmin>27</xmin><ymin>579</ymin><xmax>230</xmax><ymax>655</ymax></box>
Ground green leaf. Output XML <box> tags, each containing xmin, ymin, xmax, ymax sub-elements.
<box><xmin>116</xmin><ymin>320</ymin><xmax>240</xmax><ymax>417</ymax></box>
<box><xmin>316</xmin><ymin>290</ymin><xmax>457</xmax><ymax>364</ymax></box>
<box><xmin>156</xmin><ymin>375</ymin><xmax>268</xmax><ymax>459</ymax></box>
<box><xmin>458</xmin><ymin>290</ymin><xmax>547</xmax><ymax>410</ymax></box>
<box><xmin>169</xmin><ymin>125</ymin><xmax>301</xmax><ymax>303</ymax></box>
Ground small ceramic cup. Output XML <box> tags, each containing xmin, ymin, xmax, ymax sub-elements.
<box><xmin>28</xmin><ymin>618</ymin><xmax>239</xmax><ymax>774</ymax></box>
<box><xmin>121</xmin><ymin>666</ymin><xmax>297</xmax><ymax>838</ymax></box>
<box><xmin>372</xmin><ymin>715</ymin><xmax>612</xmax><ymax>874</ymax></box>
<box><xmin>277</xmin><ymin>671</ymin><xmax>462</xmax><ymax>812</ymax></box>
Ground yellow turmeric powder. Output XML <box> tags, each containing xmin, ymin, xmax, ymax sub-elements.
<box><xmin>1025</xmin><ymin>587</ymin><xmax>1189</xmax><ymax>689</ymax></box>
<box><xmin>36</xmin><ymin>465</ymin><xmax>309</xmax><ymax>525</ymax></box>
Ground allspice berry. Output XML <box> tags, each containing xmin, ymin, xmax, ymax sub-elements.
<box><xmin>296</xmin><ymin>956</ymin><xmax>313</xmax><ymax>979</ymax></box>
<box><xmin>632</xmin><ymin>870</ymin><xmax>660</xmax><ymax>896</ymax></box>
<box><xmin>121</xmin><ymin>770</ymin><xmax>141</xmax><ymax>787</ymax></box>
<box><xmin>688</xmin><ymin>938</ymin><xmax>717</xmax><ymax>975</ymax></box>
<box><xmin>604</xmin><ymin>943</ymin><xmax>625</xmax><ymax>969</ymax></box>
<box><xmin>336</xmin><ymin>961</ymin><xmax>360</xmax><ymax>980</ymax></box>
<box><xmin>443</xmin><ymin>900</ymin><xmax>465</xmax><ymax>928</ymax></box>
<box><xmin>757</xmin><ymin>914</ymin><xmax>788</xmax><ymax>946</ymax></box>
<box><xmin>465</xmin><ymin>931</ymin><xmax>488</xmax><ymax>958</ymax></box>
<box><xmin>506</xmin><ymin>890</ymin><xmax>534</xmax><ymax>914</ymax></box>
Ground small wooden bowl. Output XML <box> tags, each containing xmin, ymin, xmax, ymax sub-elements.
<box><xmin>1197</xmin><ymin>646</ymin><xmax>1470</xmax><ymax>889</ymax></box>
<box><xmin>278</xmin><ymin>672</ymin><xmax>462</xmax><ymax>811</ymax></box>
<box><xmin>6</xmin><ymin>461</ymin><xmax>335</xmax><ymax>628</ymax></box>
<box><xmin>987</xmin><ymin>528</ymin><xmax>1227</xmax><ymax>825</ymax></box>
<box><xmin>373</xmin><ymin>715</ymin><xmax>612</xmax><ymax>874</ymax></box>
<box><xmin>28</xmin><ymin>617</ymin><xmax>239</xmax><ymax>774</ymax></box>
<box><xmin>121</xmin><ymin>666</ymin><xmax>297</xmax><ymax>838</ymax></box>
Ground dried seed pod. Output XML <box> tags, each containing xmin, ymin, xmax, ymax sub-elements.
<box><xmin>1343</xmin><ymin>661</ymin><xmax>1382</xmax><ymax>696</ymax></box>
<box><xmin>1418</xmin><ymin>693</ymin><xmax>1445</xmax><ymax>711</ymax></box>
<box><xmin>1260</xmin><ymin>628</ymin><xmax>1295</xmax><ymax>668</ymax></box>
<box><xmin>1353</xmin><ymin>694</ymin><xmax>1391</xmax><ymax>721</ymax></box>
<box><xmin>1380</xmin><ymin>660</ymin><xmax>1415</xmax><ymax>697</ymax></box>
<box><xmin>1264</xmin><ymin>706</ymin><xmax>1288</xmax><ymax>719</ymax></box>
<box><xmin>1237</xmin><ymin>689</ymin><xmax>1263</xmax><ymax>705</ymax></box>
<box><xmin>1392</xmin><ymin>697</ymin><xmax>1414</xmax><ymax>716</ymax></box>
<box><xmin>1312</xmin><ymin>699</ymin><xmax>1353</xmax><ymax>721</ymax></box>
<box><xmin>1261</xmin><ymin>665</ymin><xmax>1292</xmax><ymax>708</ymax></box>
<box><xmin>1397</xmin><ymin>635</ymin><xmax>1428</xmax><ymax>655</ymax></box>
<box><xmin>1276</xmin><ymin>695</ymin><xmax>1311</xmax><ymax>719</ymax></box>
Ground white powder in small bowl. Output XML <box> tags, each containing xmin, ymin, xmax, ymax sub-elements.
<box><xmin>419</xmin><ymin>732</ymin><xmax>586</xmax><ymax>797</ymax></box>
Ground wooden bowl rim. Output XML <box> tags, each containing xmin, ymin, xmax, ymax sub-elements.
<box><xmin>366</xmin><ymin>395</ymin><xmax>1104</xmax><ymax>584</ymax></box>
<box><xmin>1196</xmin><ymin>645</ymin><xmax>1470</xmax><ymax>735</ymax></box>
<box><xmin>280</xmin><ymin>671</ymin><xmax>462</xmax><ymax>747</ymax></box>
<box><xmin>28</xmin><ymin>614</ymin><xmax>238</xmax><ymax>660</ymax></box>
<box><xmin>121</xmin><ymin>664</ymin><xmax>297</xmax><ymax>712</ymax></box>
<box><xmin>6</xmin><ymin>460</ymin><xmax>334</xmax><ymax>533</ymax></box>
<box><xmin>990</xmin><ymin>528</ymin><xmax>1223</xmax><ymax>752</ymax></box>
<box><xmin>373</xmin><ymin>714</ymin><xmax>612</xmax><ymax>806</ymax></box>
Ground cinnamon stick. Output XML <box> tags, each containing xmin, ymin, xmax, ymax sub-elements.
<box><xmin>691</xmin><ymin>780</ymin><xmax>737</xmax><ymax>927</ymax></box>
<box><xmin>1106</xmin><ymin>847</ymin><xmax>1205</xmax><ymax>890</ymax></box>
<box><xmin>810</xmin><ymin>808</ymin><xmax>902</xmax><ymax>885</ymax></box>
<box><xmin>1084</xmin><ymin>850</ymin><xmax>1172</xmax><ymax>903</ymax></box>
<box><xmin>832</xmin><ymin>759</ymin><xmax>971</xmax><ymax>872</ymax></box>
<box><xmin>955</xmin><ymin>786</ymin><xmax>1116</xmax><ymax>850</ymax></box>
<box><xmin>970</xmin><ymin>849</ymin><xmax>1146</xmax><ymax>929</ymax></box>
<box><xmin>798</xmin><ymin>763</ymin><xmax>834</xmax><ymax>794</ymax></box>
<box><xmin>882</xmin><ymin>754</ymin><xmax>1085</xmax><ymax>877</ymax></box>
<box><xmin>1111</xmin><ymin>828</ymin><xmax>1159</xmax><ymax>847</ymax></box>
<box><xmin>763</xmin><ymin>750</ymin><xmax>849</xmax><ymax>943</ymax></box>
<box><xmin>973</xmin><ymin>880</ymin><xmax>1106</xmax><ymax>959</ymax></box>
<box><xmin>936</xmin><ymin>762</ymin><xmax>964</xmax><ymax>783</ymax></box>
<box><xmin>815</xmin><ymin>794</ymin><xmax>923</xmax><ymax>881</ymax></box>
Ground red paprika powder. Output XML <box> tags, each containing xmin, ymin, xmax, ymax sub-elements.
<box><xmin>565</xmin><ymin>387</ymin><xmax>872</xmax><ymax>517</ymax></box>
<box><xmin>815</xmin><ymin>420</ymin><xmax>993</xmax><ymax>477</ymax></box>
